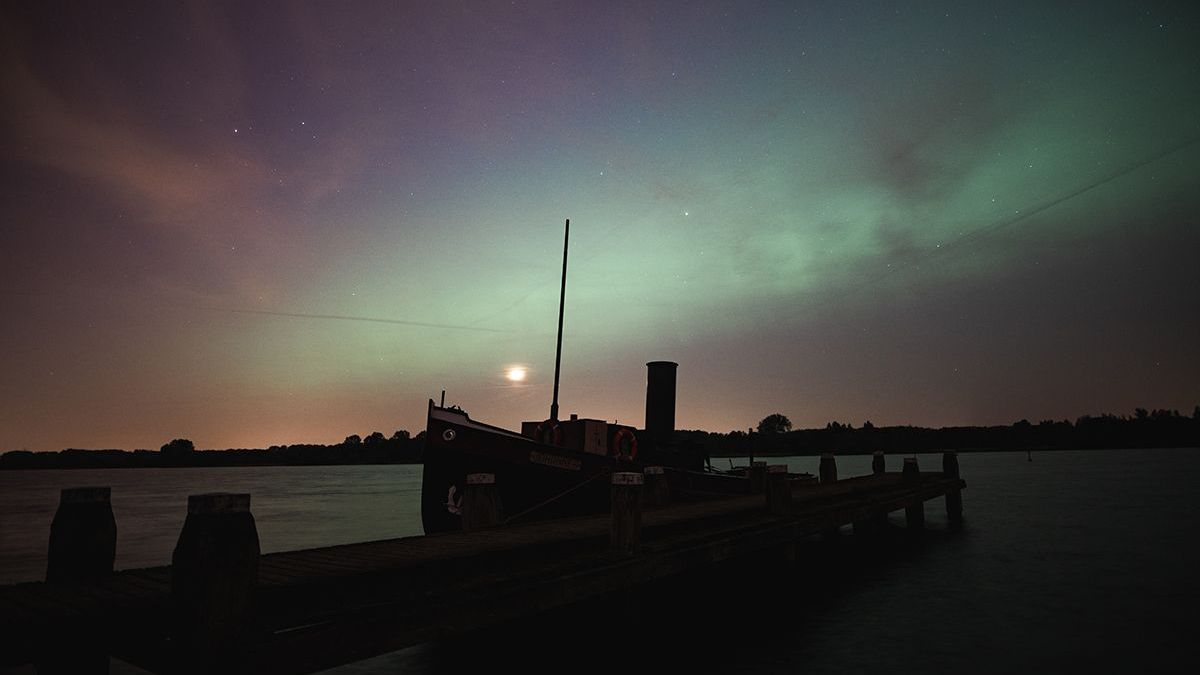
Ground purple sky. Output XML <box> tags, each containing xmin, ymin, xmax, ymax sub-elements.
<box><xmin>2</xmin><ymin>1</ymin><xmax>1198</xmax><ymax>451</ymax></box>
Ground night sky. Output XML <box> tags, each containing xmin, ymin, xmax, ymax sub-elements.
<box><xmin>2</xmin><ymin>1</ymin><xmax>1197</xmax><ymax>452</ymax></box>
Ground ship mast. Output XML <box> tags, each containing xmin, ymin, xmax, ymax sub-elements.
<box><xmin>550</xmin><ymin>219</ymin><xmax>569</xmax><ymax>422</ymax></box>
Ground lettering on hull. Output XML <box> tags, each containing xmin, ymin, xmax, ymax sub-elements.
<box><xmin>529</xmin><ymin>450</ymin><xmax>582</xmax><ymax>471</ymax></box>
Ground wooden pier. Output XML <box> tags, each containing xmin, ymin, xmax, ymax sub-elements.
<box><xmin>0</xmin><ymin>454</ymin><xmax>965</xmax><ymax>674</ymax></box>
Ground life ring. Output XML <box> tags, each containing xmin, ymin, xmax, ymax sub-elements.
<box><xmin>535</xmin><ymin>420</ymin><xmax>564</xmax><ymax>446</ymax></box>
<box><xmin>612</xmin><ymin>428</ymin><xmax>638</xmax><ymax>461</ymax></box>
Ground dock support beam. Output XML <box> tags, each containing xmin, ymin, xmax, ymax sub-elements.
<box><xmin>819</xmin><ymin>453</ymin><xmax>838</xmax><ymax>484</ymax></box>
<box><xmin>902</xmin><ymin>458</ymin><xmax>924</xmax><ymax>531</ymax></box>
<box><xmin>943</xmin><ymin>451</ymin><xmax>963</xmax><ymax>529</ymax></box>
<box><xmin>611</xmin><ymin>472</ymin><xmax>643</xmax><ymax>556</ymax></box>
<box><xmin>644</xmin><ymin>466</ymin><xmax>670</xmax><ymax>507</ymax></box>
<box><xmin>463</xmin><ymin>473</ymin><xmax>502</xmax><ymax>530</ymax></box>
<box><xmin>172</xmin><ymin>493</ymin><xmax>260</xmax><ymax>664</ymax></box>
<box><xmin>872</xmin><ymin>450</ymin><xmax>886</xmax><ymax>475</ymax></box>
<box><xmin>765</xmin><ymin>465</ymin><xmax>791</xmax><ymax>514</ymax></box>
<box><xmin>47</xmin><ymin>487</ymin><xmax>116</xmax><ymax>584</ymax></box>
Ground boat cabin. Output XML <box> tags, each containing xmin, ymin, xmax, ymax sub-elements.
<box><xmin>520</xmin><ymin>414</ymin><xmax>639</xmax><ymax>459</ymax></box>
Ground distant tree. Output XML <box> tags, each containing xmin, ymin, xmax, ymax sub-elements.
<box><xmin>757</xmin><ymin>413</ymin><xmax>792</xmax><ymax>434</ymax></box>
<box><xmin>1134</xmin><ymin>408</ymin><xmax>1149</xmax><ymax>421</ymax></box>
<box><xmin>160</xmin><ymin>438</ymin><xmax>195</xmax><ymax>455</ymax></box>
<box><xmin>364</xmin><ymin>431</ymin><xmax>386</xmax><ymax>445</ymax></box>
<box><xmin>343</xmin><ymin>434</ymin><xmax>362</xmax><ymax>446</ymax></box>
<box><xmin>862</xmin><ymin>420</ymin><xmax>875</xmax><ymax>430</ymax></box>
<box><xmin>1194</xmin><ymin>405</ymin><xmax>1200</xmax><ymax>420</ymax></box>
<box><xmin>391</xmin><ymin>430</ymin><xmax>411</xmax><ymax>441</ymax></box>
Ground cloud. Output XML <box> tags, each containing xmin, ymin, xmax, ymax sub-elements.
<box><xmin>858</xmin><ymin>67</ymin><xmax>1017</xmax><ymax>203</ymax></box>
<box><xmin>0</xmin><ymin>11</ymin><xmax>382</xmax><ymax>305</ymax></box>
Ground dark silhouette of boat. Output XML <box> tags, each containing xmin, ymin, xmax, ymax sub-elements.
<box><xmin>421</xmin><ymin>220</ymin><xmax>770</xmax><ymax>534</ymax></box>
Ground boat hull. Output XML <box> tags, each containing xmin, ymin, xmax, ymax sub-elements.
<box><xmin>420</xmin><ymin>403</ymin><xmax>755</xmax><ymax>534</ymax></box>
<box><xmin>422</xmin><ymin>404</ymin><xmax>624</xmax><ymax>534</ymax></box>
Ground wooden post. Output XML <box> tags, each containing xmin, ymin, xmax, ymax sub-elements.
<box><xmin>462</xmin><ymin>473</ymin><xmax>502</xmax><ymax>530</ymax></box>
<box><xmin>610</xmin><ymin>472</ymin><xmax>643</xmax><ymax>556</ymax></box>
<box><xmin>747</xmin><ymin>461</ymin><xmax>767</xmax><ymax>494</ymax></box>
<box><xmin>902</xmin><ymin>456</ymin><xmax>920</xmax><ymax>481</ymax></box>
<box><xmin>943</xmin><ymin>451</ymin><xmax>963</xmax><ymax>529</ymax></box>
<box><xmin>38</xmin><ymin>487</ymin><xmax>116</xmax><ymax>675</ymax></box>
<box><xmin>902</xmin><ymin>458</ymin><xmax>924</xmax><ymax>531</ymax></box>
<box><xmin>943</xmin><ymin>450</ymin><xmax>960</xmax><ymax>479</ymax></box>
<box><xmin>819</xmin><ymin>453</ymin><xmax>838</xmax><ymax>484</ymax></box>
<box><xmin>46</xmin><ymin>487</ymin><xmax>116</xmax><ymax>584</ymax></box>
<box><xmin>871</xmin><ymin>453</ymin><xmax>889</xmax><ymax>528</ymax></box>
<box><xmin>818</xmin><ymin>455</ymin><xmax>841</xmax><ymax>538</ymax></box>
<box><xmin>644</xmin><ymin>466</ymin><xmax>670</xmax><ymax>507</ymax></box>
<box><xmin>172</xmin><ymin>493</ymin><xmax>260</xmax><ymax>662</ymax></box>
<box><xmin>765</xmin><ymin>464</ymin><xmax>791</xmax><ymax>514</ymax></box>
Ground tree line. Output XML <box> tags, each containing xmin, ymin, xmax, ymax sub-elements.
<box><xmin>680</xmin><ymin>407</ymin><xmax>1200</xmax><ymax>457</ymax></box>
<box><xmin>3</xmin><ymin>406</ymin><xmax>1197</xmax><ymax>470</ymax></box>
<box><xmin>0</xmin><ymin>429</ymin><xmax>425</xmax><ymax>470</ymax></box>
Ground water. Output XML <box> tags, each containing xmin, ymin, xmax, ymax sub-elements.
<box><xmin>0</xmin><ymin>465</ymin><xmax>424</xmax><ymax>585</ymax></box>
<box><xmin>1</xmin><ymin>450</ymin><xmax>1197</xmax><ymax>673</ymax></box>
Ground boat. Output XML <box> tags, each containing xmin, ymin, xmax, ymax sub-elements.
<box><xmin>421</xmin><ymin>220</ymin><xmax>790</xmax><ymax>535</ymax></box>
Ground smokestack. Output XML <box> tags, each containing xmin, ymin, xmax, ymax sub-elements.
<box><xmin>644</xmin><ymin>361</ymin><xmax>678</xmax><ymax>448</ymax></box>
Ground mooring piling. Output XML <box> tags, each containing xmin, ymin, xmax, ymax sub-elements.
<box><xmin>171</xmin><ymin>493</ymin><xmax>260</xmax><ymax>660</ymax></box>
<box><xmin>46</xmin><ymin>487</ymin><xmax>116</xmax><ymax>585</ymax></box>
<box><xmin>765</xmin><ymin>464</ymin><xmax>791</xmax><ymax>514</ymax></box>
<box><xmin>943</xmin><ymin>451</ymin><xmax>963</xmax><ymax>528</ymax></box>
<box><xmin>644</xmin><ymin>465</ymin><xmax>670</xmax><ymax>507</ymax></box>
<box><xmin>871</xmin><ymin>451</ymin><xmax>890</xmax><ymax>529</ymax></box>
<box><xmin>819</xmin><ymin>453</ymin><xmax>838</xmax><ymax>484</ymax></box>
<box><xmin>902</xmin><ymin>458</ymin><xmax>924</xmax><ymax>530</ymax></box>
<box><xmin>610</xmin><ymin>472</ymin><xmax>644</xmax><ymax>556</ymax></box>
<box><xmin>747</xmin><ymin>461</ymin><xmax>768</xmax><ymax>494</ymax></box>
<box><xmin>819</xmin><ymin>454</ymin><xmax>841</xmax><ymax>538</ymax></box>
<box><xmin>40</xmin><ymin>487</ymin><xmax>116</xmax><ymax>675</ymax></box>
<box><xmin>462</xmin><ymin>473</ymin><xmax>502</xmax><ymax>530</ymax></box>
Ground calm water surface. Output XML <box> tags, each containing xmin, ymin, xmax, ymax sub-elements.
<box><xmin>0</xmin><ymin>465</ymin><xmax>423</xmax><ymax>585</ymax></box>
<box><xmin>1</xmin><ymin>449</ymin><xmax>1198</xmax><ymax>673</ymax></box>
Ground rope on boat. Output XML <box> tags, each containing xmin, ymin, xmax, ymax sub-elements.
<box><xmin>503</xmin><ymin>470</ymin><xmax>609</xmax><ymax>525</ymax></box>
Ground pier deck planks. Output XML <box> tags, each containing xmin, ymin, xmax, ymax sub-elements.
<box><xmin>0</xmin><ymin>471</ymin><xmax>964</xmax><ymax>673</ymax></box>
